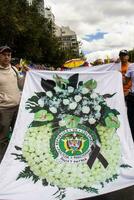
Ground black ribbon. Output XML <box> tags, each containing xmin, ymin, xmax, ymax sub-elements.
<box><xmin>87</xmin><ymin>144</ymin><xmax>108</xmax><ymax>169</ymax></box>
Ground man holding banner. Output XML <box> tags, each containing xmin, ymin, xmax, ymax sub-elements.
<box><xmin>0</xmin><ymin>46</ymin><xmax>27</xmax><ymax>149</ymax></box>
<box><xmin>118</xmin><ymin>49</ymin><xmax>132</xmax><ymax>96</ymax></box>
<box><xmin>118</xmin><ymin>49</ymin><xmax>134</xmax><ymax>141</ymax></box>
<box><xmin>125</xmin><ymin>66</ymin><xmax>134</xmax><ymax>141</ymax></box>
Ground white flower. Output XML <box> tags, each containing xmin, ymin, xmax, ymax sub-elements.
<box><xmin>54</xmin><ymin>86</ymin><xmax>62</xmax><ymax>93</ymax></box>
<box><xmin>82</xmin><ymin>100</ymin><xmax>88</xmax><ymax>106</ymax></box>
<box><xmin>69</xmin><ymin>102</ymin><xmax>77</xmax><ymax>110</ymax></box>
<box><xmin>80</xmin><ymin>117</ymin><xmax>84</xmax><ymax>123</ymax></box>
<box><xmin>59</xmin><ymin>120</ymin><xmax>66</xmax><ymax>126</ymax></box>
<box><xmin>38</xmin><ymin>98</ymin><xmax>44</xmax><ymax>107</ymax></box>
<box><xmin>23</xmin><ymin>123</ymin><xmax>121</xmax><ymax>189</ymax></box>
<box><xmin>82</xmin><ymin>106</ymin><xmax>90</xmax><ymax>114</ymax></box>
<box><xmin>88</xmin><ymin>117</ymin><xmax>96</xmax><ymax>124</ymax></box>
<box><xmin>46</xmin><ymin>91</ymin><xmax>53</xmax><ymax>98</ymax></box>
<box><xmin>90</xmin><ymin>92</ymin><xmax>98</xmax><ymax>99</ymax></box>
<box><xmin>68</xmin><ymin>86</ymin><xmax>74</xmax><ymax>93</ymax></box>
<box><xmin>74</xmin><ymin>95</ymin><xmax>82</xmax><ymax>102</ymax></box>
<box><xmin>94</xmin><ymin>105</ymin><xmax>101</xmax><ymax>111</ymax></box>
<box><xmin>81</xmin><ymin>87</ymin><xmax>89</xmax><ymax>94</ymax></box>
<box><xmin>49</xmin><ymin>106</ymin><xmax>57</xmax><ymax>113</ymax></box>
<box><xmin>52</xmin><ymin>100</ymin><xmax>60</xmax><ymax>107</ymax></box>
<box><xmin>95</xmin><ymin>112</ymin><xmax>101</xmax><ymax>119</ymax></box>
<box><xmin>63</xmin><ymin>99</ymin><xmax>70</xmax><ymax>105</ymax></box>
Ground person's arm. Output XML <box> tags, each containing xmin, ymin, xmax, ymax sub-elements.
<box><xmin>18</xmin><ymin>65</ymin><xmax>30</xmax><ymax>90</ymax></box>
<box><xmin>17</xmin><ymin>76</ymin><xmax>25</xmax><ymax>91</ymax></box>
<box><xmin>12</xmin><ymin>66</ymin><xmax>29</xmax><ymax>91</ymax></box>
<box><xmin>124</xmin><ymin>71</ymin><xmax>131</xmax><ymax>96</ymax></box>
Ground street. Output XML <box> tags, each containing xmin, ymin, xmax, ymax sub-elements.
<box><xmin>80</xmin><ymin>186</ymin><xmax>134</xmax><ymax>200</ymax></box>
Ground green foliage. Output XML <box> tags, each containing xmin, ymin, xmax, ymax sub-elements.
<box><xmin>11</xmin><ymin>153</ymin><xmax>27</xmax><ymax>163</ymax></box>
<box><xmin>100</xmin><ymin>182</ymin><xmax>104</xmax><ymax>188</ymax></box>
<box><xmin>25</xmin><ymin>92</ymin><xmax>45</xmax><ymax>113</ymax></box>
<box><xmin>105</xmin><ymin>174</ymin><xmax>119</xmax><ymax>183</ymax></box>
<box><xmin>100</xmin><ymin>104</ymin><xmax>120</xmax><ymax>126</ymax></box>
<box><xmin>42</xmin><ymin>179</ymin><xmax>49</xmax><ymax>186</ymax></box>
<box><xmin>79</xmin><ymin>186</ymin><xmax>99</xmax><ymax>194</ymax></box>
<box><xmin>120</xmin><ymin>164</ymin><xmax>132</xmax><ymax>168</ymax></box>
<box><xmin>16</xmin><ymin>166</ymin><xmax>40</xmax><ymax>183</ymax></box>
<box><xmin>53</xmin><ymin>188</ymin><xmax>66</xmax><ymax>200</ymax></box>
<box><xmin>84</xmin><ymin>79</ymin><xmax>97</xmax><ymax>90</ymax></box>
<box><xmin>129</xmin><ymin>49</ymin><xmax>134</xmax><ymax>63</ymax></box>
<box><xmin>103</xmin><ymin>93</ymin><xmax>116</xmax><ymax>99</ymax></box>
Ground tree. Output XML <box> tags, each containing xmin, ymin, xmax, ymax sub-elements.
<box><xmin>0</xmin><ymin>0</ymin><xmax>80</xmax><ymax>67</ymax></box>
<box><xmin>129</xmin><ymin>49</ymin><xmax>134</xmax><ymax>63</ymax></box>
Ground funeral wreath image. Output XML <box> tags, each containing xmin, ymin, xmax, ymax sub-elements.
<box><xmin>12</xmin><ymin>74</ymin><xmax>132</xmax><ymax>200</ymax></box>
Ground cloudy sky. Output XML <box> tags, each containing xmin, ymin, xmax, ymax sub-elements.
<box><xmin>44</xmin><ymin>0</ymin><xmax>134</xmax><ymax>60</ymax></box>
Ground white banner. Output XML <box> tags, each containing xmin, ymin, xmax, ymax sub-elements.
<box><xmin>0</xmin><ymin>70</ymin><xmax>134</xmax><ymax>200</ymax></box>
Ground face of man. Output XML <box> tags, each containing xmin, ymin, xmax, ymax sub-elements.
<box><xmin>119</xmin><ymin>54</ymin><xmax>129</xmax><ymax>64</ymax></box>
<box><xmin>0</xmin><ymin>51</ymin><xmax>11</xmax><ymax>67</ymax></box>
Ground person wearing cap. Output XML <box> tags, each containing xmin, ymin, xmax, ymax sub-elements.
<box><xmin>124</xmin><ymin>66</ymin><xmax>134</xmax><ymax>141</ymax></box>
<box><xmin>117</xmin><ymin>49</ymin><xmax>134</xmax><ymax>141</ymax></box>
<box><xmin>0</xmin><ymin>46</ymin><xmax>27</xmax><ymax>142</ymax></box>
<box><xmin>118</xmin><ymin>49</ymin><xmax>132</xmax><ymax>96</ymax></box>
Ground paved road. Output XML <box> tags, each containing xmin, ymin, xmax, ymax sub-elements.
<box><xmin>79</xmin><ymin>186</ymin><xmax>134</xmax><ymax>200</ymax></box>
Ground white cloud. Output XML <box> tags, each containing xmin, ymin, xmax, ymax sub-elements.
<box><xmin>44</xmin><ymin>0</ymin><xmax>134</xmax><ymax>59</ymax></box>
<box><xmin>85</xmin><ymin>49</ymin><xmax>120</xmax><ymax>63</ymax></box>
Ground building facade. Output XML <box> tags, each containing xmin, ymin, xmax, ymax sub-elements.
<box><xmin>55</xmin><ymin>26</ymin><xmax>79</xmax><ymax>56</ymax></box>
<box><xmin>27</xmin><ymin>1</ymin><xmax>79</xmax><ymax>56</ymax></box>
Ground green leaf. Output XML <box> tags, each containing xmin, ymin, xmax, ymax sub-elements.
<box><xmin>120</xmin><ymin>164</ymin><xmax>132</xmax><ymax>168</ymax></box>
<box><xmin>105</xmin><ymin>174</ymin><xmax>119</xmax><ymax>183</ymax></box>
<box><xmin>30</xmin><ymin>120</ymin><xmax>51</xmax><ymax>127</ymax></box>
<box><xmin>100</xmin><ymin>182</ymin><xmax>104</xmax><ymax>188</ymax></box>
<box><xmin>11</xmin><ymin>153</ymin><xmax>27</xmax><ymax>163</ymax></box>
<box><xmin>16</xmin><ymin>166</ymin><xmax>40</xmax><ymax>184</ymax></box>
<box><xmin>112</xmin><ymin>174</ymin><xmax>119</xmax><ymax>180</ymax></box>
<box><xmin>63</xmin><ymin>115</ymin><xmax>80</xmax><ymax>128</ymax></box>
<box><xmin>15</xmin><ymin>146</ymin><xmax>22</xmax><ymax>151</ymax></box>
<box><xmin>54</xmin><ymin>74</ymin><xmax>69</xmax><ymax>89</ymax></box>
<box><xmin>42</xmin><ymin>179</ymin><xmax>48</xmax><ymax>186</ymax></box>
<box><xmin>53</xmin><ymin>188</ymin><xmax>66</xmax><ymax>200</ymax></box>
<box><xmin>100</xmin><ymin>104</ymin><xmax>120</xmax><ymax>126</ymax></box>
<box><xmin>103</xmin><ymin>93</ymin><xmax>116</xmax><ymax>98</ymax></box>
<box><xmin>105</xmin><ymin>113</ymin><xmax>120</xmax><ymax>129</ymax></box>
<box><xmin>84</xmin><ymin>79</ymin><xmax>97</xmax><ymax>89</ymax></box>
<box><xmin>34</xmin><ymin>110</ymin><xmax>54</xmax><ymax>122</ymax></box>
<box><xmin>35</xmin><ymin>92</ymin><xmax>46</xmax><ymax>98</ymax></box>
<box><xmin>79</xmin><ymin>186</ymin><xmax>99</xmax><ymax>194</ymax></box>
<box><xmin>27</xmin><ymin>95</ymin><xmax>39</xmax><ymax>103</ymax></box>
<box><xmin>111</xmin><ymin>109</ymin><xmax>120</xmax><ymax>116</ymax></box>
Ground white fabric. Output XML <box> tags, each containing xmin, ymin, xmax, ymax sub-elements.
<box><xmin>0</xmin><ymin>70</ymin><xmax>134</xmax><ymax>200</ymax></box>
<box><xmin>71</xmin><ymin>62</ymin><xmax>134</xmax><ymax>73</ymax></box>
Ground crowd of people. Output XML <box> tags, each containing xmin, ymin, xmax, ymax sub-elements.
<box><xmin>0</xmin><ymin>45</ymin><xmax>134</xmax><ymax>161</ymax></box>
